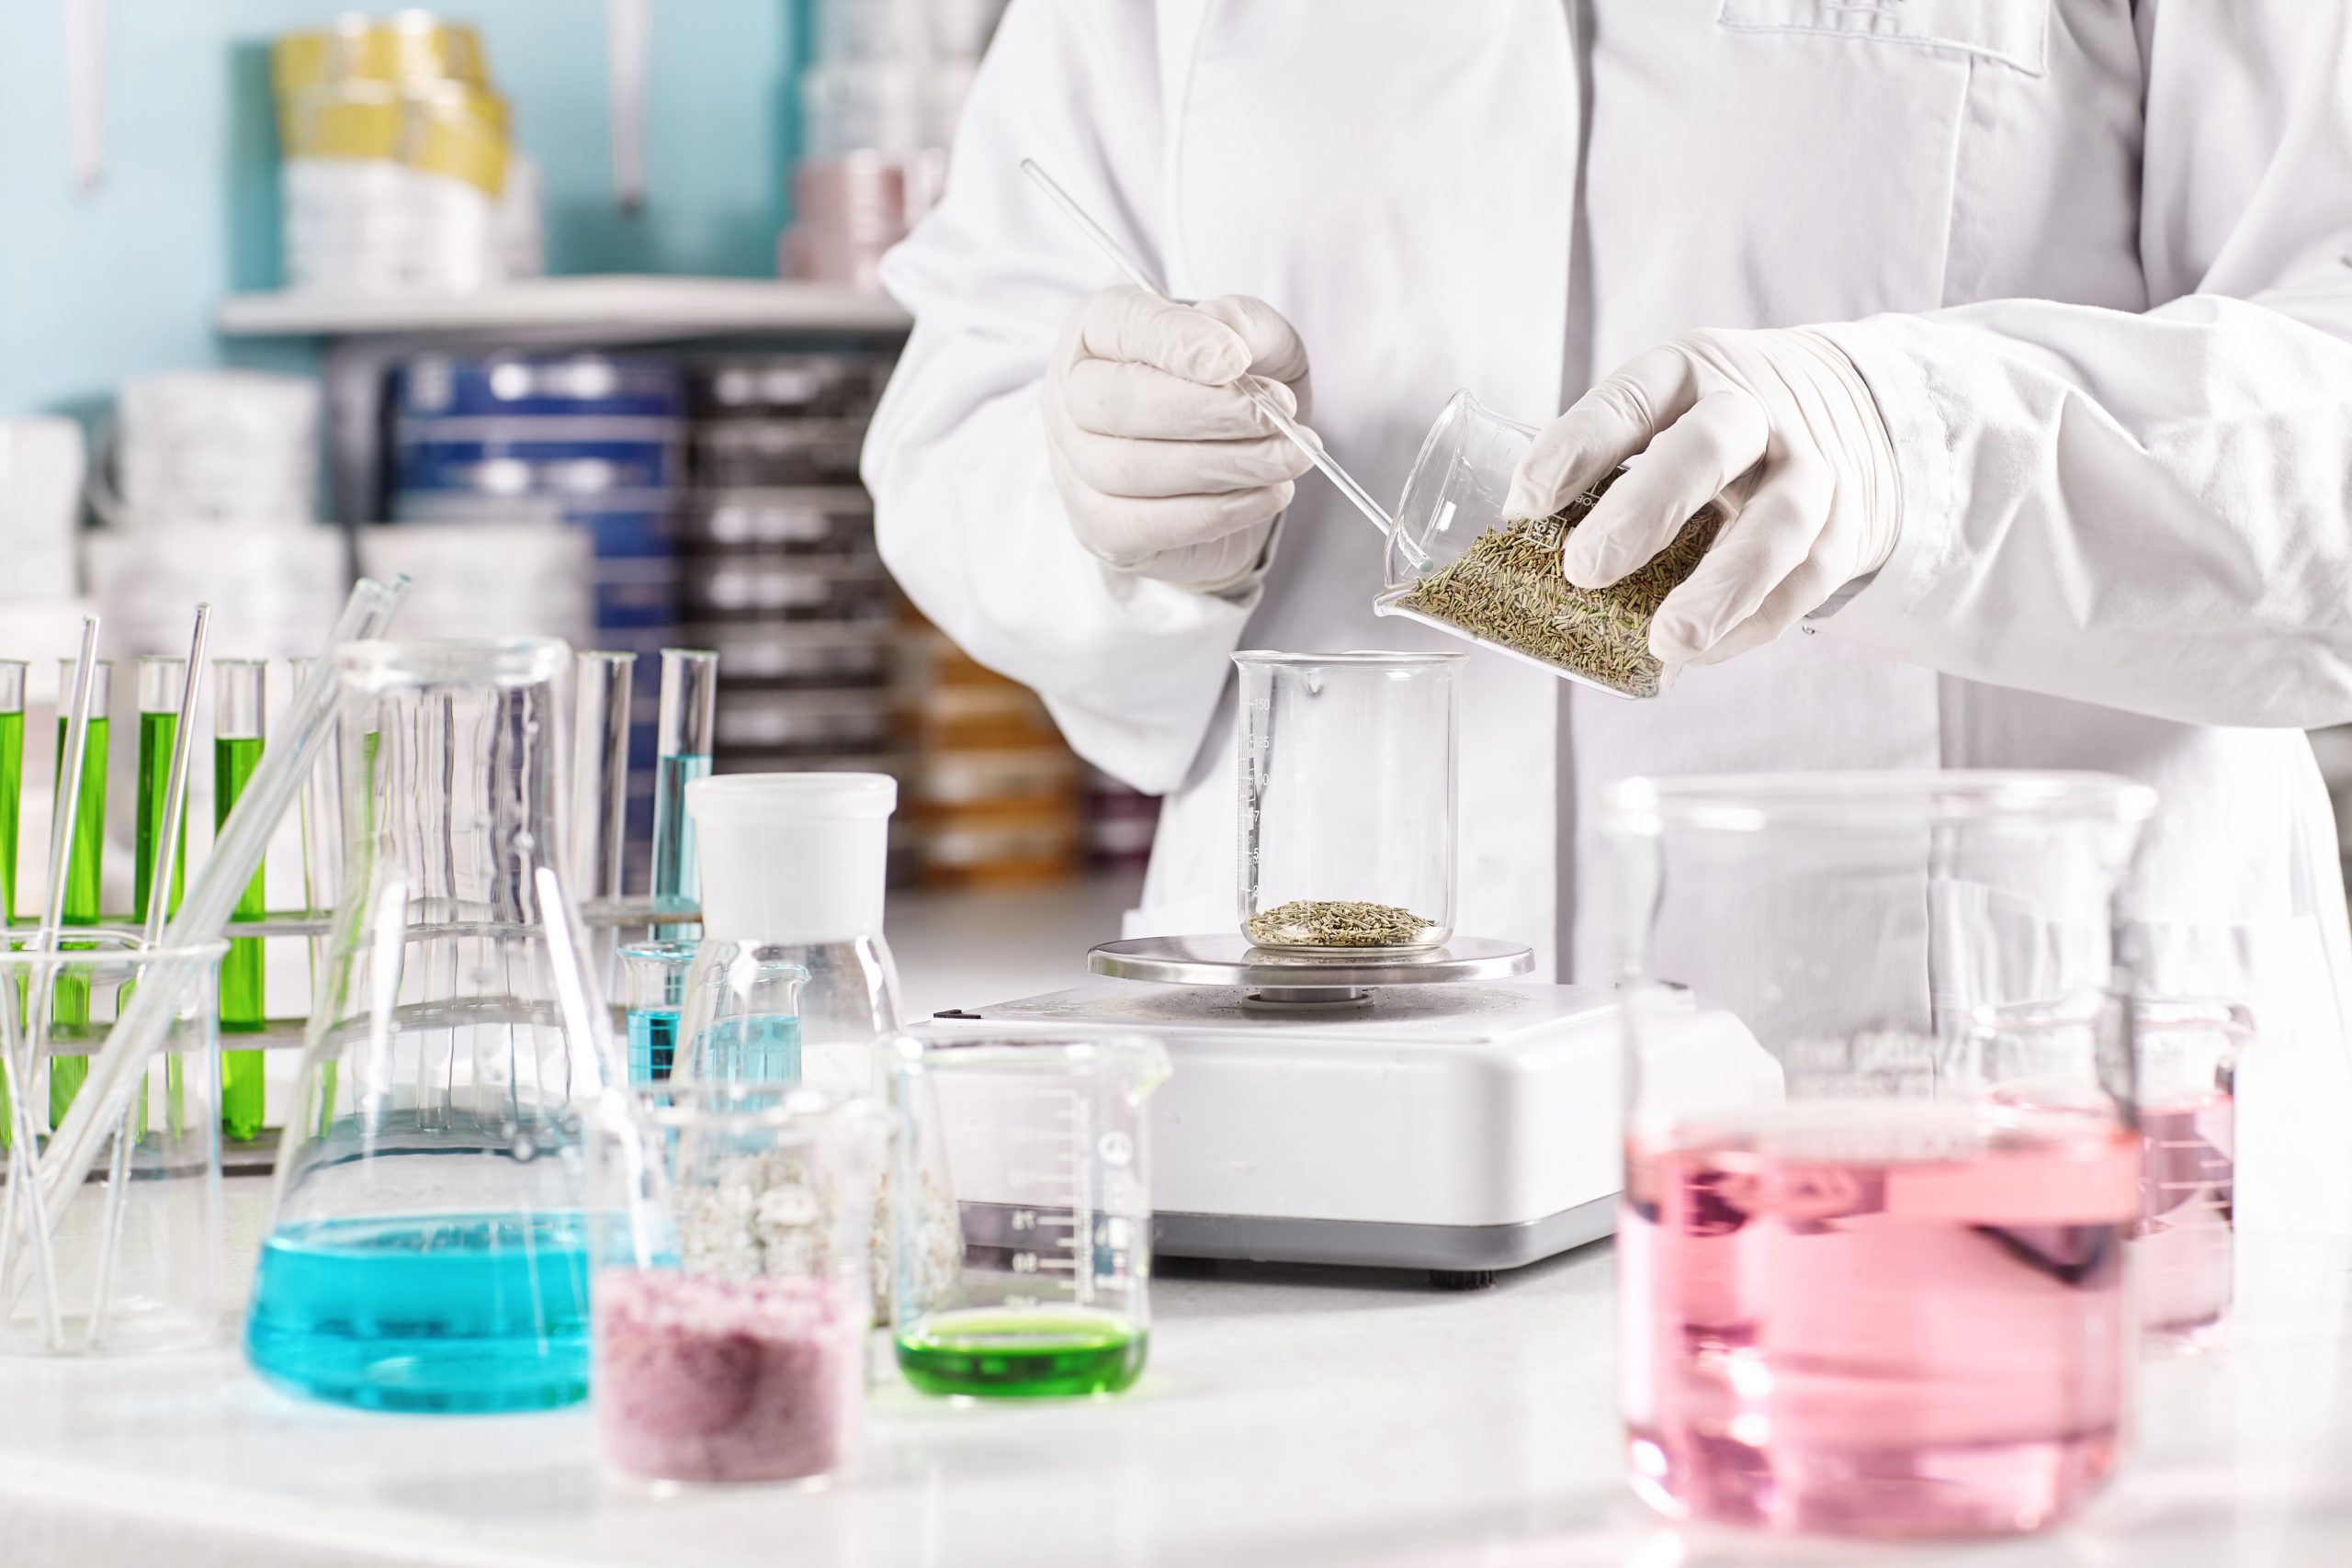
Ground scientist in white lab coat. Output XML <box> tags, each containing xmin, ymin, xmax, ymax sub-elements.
<box><xmin>864</xmin><ymin>2</ymin><xmax>2352</xmax><ymax>1232</ymax></box>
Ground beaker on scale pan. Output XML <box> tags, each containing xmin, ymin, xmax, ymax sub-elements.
<box><xmin>245</xmin><ymin>639</ymin><xmax>616</xmax><ymax>1413</ymax></box>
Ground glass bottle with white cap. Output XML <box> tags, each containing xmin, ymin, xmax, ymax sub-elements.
<box><xmin>675</xmin><ymin>773</ymin><xmax>945</xmax><ymax>1317</ymax></box>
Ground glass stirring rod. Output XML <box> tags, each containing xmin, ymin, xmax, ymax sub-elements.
<box><xmin>1018</xmin><ymin>159</ymin><xmax>1427</xmax><ymax>568</ymax></box>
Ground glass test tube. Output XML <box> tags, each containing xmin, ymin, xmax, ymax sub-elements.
<box><xmin>215</xmin><ymin>660</ymin><xmax>268</xmax><ymax>1142</ymax></box>
<box><xmin>289</xmin><ymin>657</ymin><xmax>344</xmax><ymax>1135</ymax></box>
<box><xmin>0</xmin><ymin>661</ymin><xmax>22</xmax><ymax>1145</ymax></box>
<box><xmin>571</xmin><ymin>652</ymin><xmax>635</xmax><ymax>988</ymax></box>
<box><xmin>134</xmin><ymin>658</ymin><xmax>188</xmax><ymax>931</ymax></box>
<box><xmin>650</xmin><ymin>649</ymin><xmax>718</xmax><ymax>936</ymax></box>
<box><xmin>0</xmin><ymin>660</ymin><xmax>24</xmax><ymax>929</ymax></box>
<box><xmin>49</xmin><ymin>658</ymin><xmax>113</xmax><ymax>1127</ymax></box>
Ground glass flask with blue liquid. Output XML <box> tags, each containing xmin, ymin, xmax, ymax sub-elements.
<box><xmin>244</xmin><ymin>638</ymin><xmax>618</xmax><ymax>1413</ymax></box>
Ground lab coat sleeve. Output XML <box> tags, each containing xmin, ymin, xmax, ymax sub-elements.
<box><xmin>861</xmin><ymin>0</ymin><xmax>1251</xmax><ymax>795</ymax></box>
<box><xmin>1815</xmin><ymin>0</ymin><xmax>2352</xmax><ymax>729</ymax></box>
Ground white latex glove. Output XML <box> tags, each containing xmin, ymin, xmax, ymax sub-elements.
<box><xmin>1042</xmin><ymin>286</ymin><xmax>1317</xmax><ymax>592</ymax></box>
<box><xmin>1505</xmin><ymin>327</ymin><xmax>1902</xmax><ymax>665</ymax></box>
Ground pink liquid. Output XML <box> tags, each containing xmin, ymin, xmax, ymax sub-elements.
<box><xmin>1620</xmin><ymin>1104</ymin><xmax>2142</xmax><ymax>1538</ymax></box>
<box><xmin>2132</xmin><ymin>1091</ymin><xmax>2234</xmax><ymax>1350</ymax></box>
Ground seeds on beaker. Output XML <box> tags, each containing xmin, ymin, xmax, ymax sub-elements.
<box><xmin>1243</xmin><ymin>899</ymin><xmax>1442</xmax><ymax>950</ymax></box>
<box><xmin>1394</xmin><ymin>470</ymin><xmax>1721</xmax><ymax>698</ymax></box>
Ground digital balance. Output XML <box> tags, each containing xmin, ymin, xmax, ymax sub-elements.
<box><xmin>931</xmin><ymin>651</ymin><xmax>1763</xmax><ymax>1288</ymax></box>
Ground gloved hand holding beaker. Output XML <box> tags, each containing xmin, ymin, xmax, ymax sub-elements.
<box><xmin>1042</xmin><ymin>285</ymin><xmax>1318</xmax><ymax>593</ymax></box>
<box><xmin>1507</xmin><ymin>327</ymin><xmax>1903</xmax><ymax>667</ymax></box>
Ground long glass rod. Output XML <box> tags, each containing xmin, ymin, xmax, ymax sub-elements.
<box><xmin>48</xmin><ymin>660</ymin><xmax>111</xmax><ymax>1128</ymax></box>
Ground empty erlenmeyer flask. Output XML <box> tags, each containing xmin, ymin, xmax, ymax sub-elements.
<box><xmin>244</xmin><ymin>638</ymin><xmax>616</xmax><ymax>1413</ymax></box>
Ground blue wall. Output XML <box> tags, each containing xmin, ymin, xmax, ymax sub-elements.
<box><xmin>0</xmin><ymin>1</ymin><xmax>798</xmax><ymax>419</ymax></box>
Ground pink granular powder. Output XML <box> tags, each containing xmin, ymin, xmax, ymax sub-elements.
<box><xmin>594</xmin><ymin>1269</ymin><xmax>864</xmax><ymax>1484</ymax></box>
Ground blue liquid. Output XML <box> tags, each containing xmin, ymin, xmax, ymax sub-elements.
<box><xmin>244</xmin><ymin>1213</ymin><xmax>593</xmax><ymax>1413</ymax></box>
<box><xmin>697</xmin><ymin>1014</ymin><xmax>803</xmax><ymax>1083</ymax></box>
<box><xmin>650</xmin><ymin>750</ymin><xmax>711</xmax><ymax>938</ymax></box>
<box><xmin>628</xmin><ymin>1006</ymin><xmax>678</xmax><ymax>1083</ymax></box>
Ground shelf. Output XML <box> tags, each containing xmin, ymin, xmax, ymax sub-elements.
<box><xmin>215</xmin><ymin>274</ymin><xmax>911</xmax><ymax>340</ymax></box>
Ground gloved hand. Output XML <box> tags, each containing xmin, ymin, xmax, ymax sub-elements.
<box><xmin>1505</xmin><ymin>327</ymin><xmax>1902</xmax><ymax>665</ymax></box>
<box><xmin>1043</xmin><ymin>286</ymin><xmax>1317</xmax><ymax>592</ymax></box>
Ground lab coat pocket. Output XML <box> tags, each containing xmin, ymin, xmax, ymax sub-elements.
<box><xmin>1716</xmin><ymin>0</ymin><xmax>2049</xmax><ymax>75</ymax></box>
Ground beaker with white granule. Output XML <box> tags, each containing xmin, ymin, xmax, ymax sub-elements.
<box><xmin>1232</xmin><ymin>650</ymin><xmax>1462</xmax><ymax>953</ymax></box>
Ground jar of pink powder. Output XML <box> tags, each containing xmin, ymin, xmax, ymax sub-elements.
<box><xmin>592</xmin><ymin>1087</ymin><xmax>879</xmax><ymax>1487</ymax></box>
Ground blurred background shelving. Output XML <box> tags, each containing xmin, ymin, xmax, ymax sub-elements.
<box><xmin>0</xmin><ymin>1</ymin><xmax>1162</xmax><ymax>1128</ymax></box>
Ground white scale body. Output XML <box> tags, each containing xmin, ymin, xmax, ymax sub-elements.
<box><xmin>931</xmin><ymin>938</ymin><xmax>1763</xmax><ymax>1283</ymax></box>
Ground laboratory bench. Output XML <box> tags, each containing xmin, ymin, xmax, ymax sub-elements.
<box><xmin>9</xmin><ymin>880</ymin><xmax>2352</xmax><ymax>1567</ymax></box>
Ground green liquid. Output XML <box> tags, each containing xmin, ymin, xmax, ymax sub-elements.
<box><xmin>896</xmin><ymin>1308</ymin><xmax>1148</xmax><ymax>1399</ymax></box>
<box><xmin>134</xmin><ymin>710</ymin><xmax>189</xmax><ymax>1134</ymax></box>
<box><xmin>134</xmin><ymin>711</ymin><xmax>187</xmax><ymax>926</ymax></box>
<box><xmin>48</xmin><ymin>715</ymin><xmax>107</xmax><ymax>1127</ymax></box>
<box><xmin>217</xmin><ymin>734</ymin><xmax>266</xmax><ymax>1141</ymax></box>
<box><xmin>0</xmin><ymin>708</ymin><xmax>21</xmax><ymax>925</ymax></box>
<box><xmin>0</xmin><ymin>707</ymin><xmax>17</xmax><ymax>1144</ymax></box>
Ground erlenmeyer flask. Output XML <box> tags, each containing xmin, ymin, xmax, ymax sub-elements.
<box><xmin>245</xmin><ymin>638</ymin><xmax>616</xmax><ymax>1413</ymax></box>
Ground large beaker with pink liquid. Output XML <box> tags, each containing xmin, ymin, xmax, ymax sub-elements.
<box><xmin>1600</xmin><ymin>773</ymin><xmax>2159</xmax><ymax>1540</ymax></box>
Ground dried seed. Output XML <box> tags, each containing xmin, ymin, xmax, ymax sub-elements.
<box><xmin>1395</xmin><ymin>470</ymin><xmax>1721</xmax><ymax>697</ymax></box>
<box><xmin>1244</xmin><ymin>899</ymin><xmax>1440</xmax><ymax>949</ymax></box>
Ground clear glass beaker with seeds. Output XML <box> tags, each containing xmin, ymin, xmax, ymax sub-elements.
<box><xmin>1232</xmin><ymin>651</ymin><xmax>1461</xmax><ymax>953</ymax></box>
<box><xmin>1374</xmin><ymin>390</ymin><xmax>1724</xmax><ymax>700</ymax></box>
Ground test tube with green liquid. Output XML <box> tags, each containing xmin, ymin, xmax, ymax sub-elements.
<box><xmin>651</xmin><ymin>649</ymin><xmax>718</xmax><ymax>937</ymax></box>
<box><xmin>134</xmin><ymin>657</ymin><xmax>188</xmax><ymax>931</ymax></box>
<box><xmin>215</xmin><ymin>659</ymin><xmax>268</xmax><ymax>1141</ymax></box>
<box><xmin>134</xmin><ymin>657</ymin><xmax>190</xmax><ymax>1133</ymax></box>
<box><xmin>0</xmin><ymin>662</ymin><xmax>23</xmax><ymax>1144</ymax></box>
<box><xmin>0</xmin><ymin>660</ymin><xmax>24</xmax><ymax>930</ymax></box>
<box><xmin>49</xmin><ymin>658</ymin><xmax>111</xmax><ymax>1126</ymax></box>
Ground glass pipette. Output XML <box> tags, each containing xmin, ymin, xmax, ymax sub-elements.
<box><xmin>1018</xmin><ymin>159</ymin><xmax>1427</xmax><ymax>569</ymax></box>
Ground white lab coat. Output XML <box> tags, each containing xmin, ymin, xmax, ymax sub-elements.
<box><xmin>865</xmin><ymin>0</ymin><xmax>2352</xmax><ymax>1232</ymax></box>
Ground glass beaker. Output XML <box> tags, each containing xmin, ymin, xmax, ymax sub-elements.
<box><xmin>677</xmin><ymin>946</ymin><xmax>808</xmax><ymax>1085</ymax></box>
<box><xmin>0</xmin><ymin>932</ymin><xmax>226</xmax><ymax>1355</ymax></box>
<box><xmin>2131</xmin><ymin>997</ymin><xmax>2246</xmax><ymax>1355</ymax></box>
<box><xmin>1374</xmin><ymin>390</ymin><xmax>1722</xmax><ymax>700</ymax></box>
<box><xmin>1233</xmin><ymin>651</ymin><xmax>1461</xmax><ymax>953</ymax></box>
<box><xmin>618</xmin><ymin>940</ymin><xmax>698</xmax><ymax>1085</ymax></box>
<box><xmin>1600</xmin><ymin>771</ymin><xmax>2159</xmax><ymax>1539</ymax></box>
<box><xmin>592</xmin><ymin>1086</ymin><xmax>875</xmax><ymax>1487</ymax></box>
<box><xmin>246</xmin><ymin>638</ymin><xmax>616</xmax><ymax>1413</ymax></box>
<box><xmin>889</xmin><ymin>1033</ymin><xmax>1169</xmax><ymax>1399</ymax></box>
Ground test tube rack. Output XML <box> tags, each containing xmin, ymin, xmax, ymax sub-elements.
<box><xmin>0</xmin><ymin>639</ymin><xmax>715</xmax><ymax>1158</ymax></box>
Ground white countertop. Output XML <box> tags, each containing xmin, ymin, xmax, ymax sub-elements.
<box><xmin>7</xmin><ymin>1202</ymin><xmax>2352</xmax><ymax>1568</ymax></box>
<box><xmin>10</xmin><ymin>882</ymin><xmax>2352</xmax><ymax>1567</ymax></box>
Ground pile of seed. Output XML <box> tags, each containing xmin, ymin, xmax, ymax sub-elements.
<box><xmin>1244</xmin><ymin>899</ymin><xmax>1440</xmax><ymax>950</ymax></box>
<box><xmin>1393</xmin><ymin>470</ymin><xmax>1722</xmax><ymax>698</ymax></box>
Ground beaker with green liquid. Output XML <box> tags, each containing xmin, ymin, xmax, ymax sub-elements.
<box><xmin>48</xmin><ymin>658</ymin><xmax>111</xmax><ymax>1128</ymax></box>
<box><xmin>890</xmin><ymin>1034</ymin><xmax>1169</xmax><ymax>1399</ymax></box>
<box><xmin>213</xmin><ymin>660</ymin><xmax>267</xmax><ymax>1141</ymax></box>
